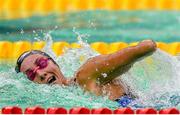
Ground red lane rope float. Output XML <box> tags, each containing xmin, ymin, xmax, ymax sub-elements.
<box><xmin>24</xmin><ymin>106</ymin><xmax>45</xmax><ymax>114</ymax></box>
<box><xmin>2</xmin><ymin>106</ymin><xmax>22</xmax><ymax>114</ymax></box>
<box><xmin>159</xmin><ymin>108</ymin><xmax>180</xmax><ymax>114</ymax></box>
<box><xmin>114</xmin><ymin>107</ymin><xmax>134</xmax><ymax>114</ymax></box>
<box><xmin>69</xmin><ymin>107</ymin><xmax>90</xmax><ymax>114</ymax></box>
<box><xmin>47</xmin><ymin>107</ymin><xmax>67</xmax><ymax>114</ymax></box>
<box><xmin>91</xmin><ymin>107</ymin><xmax>112</xmax><ymax>114</ymax></box>
<box><xmin>2</xmin><ymin>106</ymin><xmax>180</xmax><ymax>114</ymax></box>
<box><xmin>136</xmin><ymin>108</ymin><xmax>157</xmax><ymax>114</ymax></box>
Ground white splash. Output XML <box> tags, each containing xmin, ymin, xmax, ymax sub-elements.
<box><xmin>118</xmin><ymin>49</ymin><xmax>180</xmax><ymax>109</ymax></box>
<box><xmin>42</xmin><ymin>33</ymin><xmax>57</xmax><ymax>60</ymax></box>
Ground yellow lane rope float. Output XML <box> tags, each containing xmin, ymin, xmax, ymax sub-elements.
<box><xmin>1</xmin><ymin>0</ymin><xmax>180</xmax><ymax>19</ymax></box>
<box><xmin>0</xmin><ymin>41</ymin><xmax>180</xmax><ymax>60</ymax></box>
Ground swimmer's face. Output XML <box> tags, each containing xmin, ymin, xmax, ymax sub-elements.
<box><xmin>20</xmin><ymin>54</ymin><xmax>66</xmax><ymax>85</ymax></box>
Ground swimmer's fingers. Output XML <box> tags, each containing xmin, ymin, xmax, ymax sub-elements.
<box><xmin>138</xmin><ymin>39</ymin><xmax>157</xmax><ymax>52</ymax></box>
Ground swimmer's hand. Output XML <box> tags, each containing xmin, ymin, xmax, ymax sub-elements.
<box><xmin>137</xmin><ymin>40</ymin><xmax>157</xmax><ymax>52</ymax></box>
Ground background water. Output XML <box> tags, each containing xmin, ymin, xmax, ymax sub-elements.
<box><xmin>0</xmin><ymin>11</ymin><xmax>180</xmax><ymax>42</ymax></box>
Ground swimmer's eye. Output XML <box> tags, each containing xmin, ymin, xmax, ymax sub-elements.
<box><xmin>26</xmin><ymin>69</ymin><xmax>36</xmax><ymax>81</ymax></box>
<box><xmin>35</xmin><ymin>57</ymin><xmax>49</xmax><ymax>69</ymax></box>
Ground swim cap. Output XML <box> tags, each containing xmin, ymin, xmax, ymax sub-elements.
<box><xmin>15</xmin><ymin>50</ymin><xmax>57</xmax><ymax>73</ymax></box>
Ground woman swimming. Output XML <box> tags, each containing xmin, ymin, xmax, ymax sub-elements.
<box><xmin>15</xmin><ymin>40</ymin><xmax>156</xmax><ymax>107</ymax></box>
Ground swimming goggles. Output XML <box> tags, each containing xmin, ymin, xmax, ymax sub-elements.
<box><xmin>25</xmin><ymin>57</ymin><xmax>50</xmax><ymax>81</ymax></box>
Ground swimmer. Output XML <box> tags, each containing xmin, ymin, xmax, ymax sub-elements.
<box><xmin>15</xmin><ymin>40</ymin><xmax>156</xmax><ymax>107</ymax></box>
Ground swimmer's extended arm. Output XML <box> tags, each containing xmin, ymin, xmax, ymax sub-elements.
<box><xmin>76</xmin><ymin>40</ymin><xmax>156</xmax><ymax>88</ymax></box>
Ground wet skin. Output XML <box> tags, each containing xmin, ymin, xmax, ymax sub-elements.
<box><xmin>20</xmin><ymin>40</ymin><xmax>156</xmax><ymax>100</ymax></box>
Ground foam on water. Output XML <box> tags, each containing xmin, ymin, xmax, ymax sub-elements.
<box><xmin>0</xmin><ymin>34</ymin><xmax>180</xmax><ymax>109</ymax></box>
<box><xmin>0</xmin><ymin>72</ymin><xmax>117</xmax><ymax>109</ymax></box>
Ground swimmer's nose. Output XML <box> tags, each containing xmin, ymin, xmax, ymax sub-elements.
<box><xmin>36</xmin><ymin>70</ymin><xmax>48</xmax><ymax>83</ymax></box>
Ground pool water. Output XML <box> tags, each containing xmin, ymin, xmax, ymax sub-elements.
<box><xmin>0</xmin><ymin>11</ymin><xmax>180</xmax><ymax>42</ymax></box>
<box><xmin>0</xmin><ymin>10</ymin><xmax>180</xmax><ymax>110</ymax></box>
<box><xmin>0</xmin><ymin>35</ymin><xmax>180</xmax><ymax>110</ymax></box>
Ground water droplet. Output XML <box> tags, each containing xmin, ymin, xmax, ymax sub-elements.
<box><xmin>55</xmin><ymin>26</ymin><xmax>58</xmax><ymax>29</ymax></box>
<box><xmin>20</xmin><ymin>29</ymin><xmax>24</xmax><ymax>34</ymax></box>
<box><xmin>101</xmin><ymin>73</ymin><xmax>107</xmax><ymax>78</ymax></box>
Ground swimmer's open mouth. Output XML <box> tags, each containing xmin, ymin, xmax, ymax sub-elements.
<box><xmin>47</xmin><ymin>75</ymin><xmax>56</xmax><ymax>84</ymax></box>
